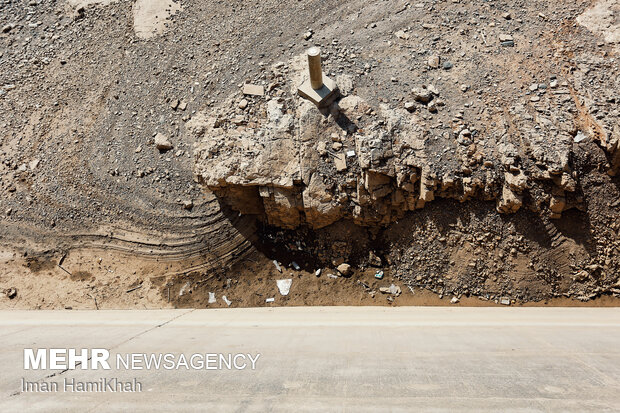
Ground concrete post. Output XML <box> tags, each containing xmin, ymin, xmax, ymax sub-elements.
<box><xmin>298</xmin><ymin>46</ymin><xmax>338</xmax><ymax>107</ymax></box>
<box><xmin>307</xmin><ymin>47</ymin><xmax>323</xmax><ymax>90</ymax></box>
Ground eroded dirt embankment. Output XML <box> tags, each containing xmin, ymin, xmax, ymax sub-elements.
<box><xmin>0</xmin><ymin>0</ymin><xmax>619</xmax><ymax>308</ymax></box>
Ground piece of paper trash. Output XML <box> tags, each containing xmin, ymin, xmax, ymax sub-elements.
<box><xmin>208</xmin><ymin>292</ymin><xmax>216</xmax><ymax>304</ymax></box>
<box><xmin>222</xmin><ymin>295</ymin><xmax>232</xmax><ymax>306</ymax></box>
<box><xmin>266</xmin><ymin>297</ymin><xmax>275</xmax><ymax>303</ymax></box>
<box><xmin>276</xmin><ymin>279</ymin><xmax>293</xmax><ymax>296</ymax></box>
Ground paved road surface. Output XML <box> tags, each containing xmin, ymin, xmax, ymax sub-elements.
<box><xmin>1</xmin><ymin>307</ymin><xmax>619</xmax><ymax>412</ymax></box>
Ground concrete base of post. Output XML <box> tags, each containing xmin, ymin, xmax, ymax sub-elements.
<box><xmin>297</xmin><ymin>76</ymin><xmax>339</xmax><ymax>108</ymax></box>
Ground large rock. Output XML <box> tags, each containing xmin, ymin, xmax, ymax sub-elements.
<box><xmin>192</xmin><ymin>60</ymin><xmax>583</xmax><ymax>229</ymax></box>
<box><xmin>155</xmin><ymin>133</ymin><xmax>173</xmax><ymax>151</ymax></box>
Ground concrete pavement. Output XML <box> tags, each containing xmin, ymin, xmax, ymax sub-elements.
<box><xmin>1</xmin><ymin>307</ymin><xmax>619</xmax><ymax>412</ymax></box>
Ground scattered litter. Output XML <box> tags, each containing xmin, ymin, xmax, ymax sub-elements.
<box><xmin>276</xmin><ymin>279</ymin><xmax>293</xmax><ymax>296</ymax></box>
<box><xmin>179</xmin><ymin>281</ymin><xmax>191</xmax><ymax>296</ymax></box>
<box><xmin>450</xmin><ymin>296</ymin><xmax>460</xmax><ymax>304</ymax></box>
<box><xmin>346</xmin><ymin>150</ymin><xmax>356</xmax><ymax>158</ymax></box>
<box><xmin>379</xmin><ymin>284</ymin><xmax>401</xmax><ymax>296</ymax></box>
<box><xmin>327</xmin><ymin>274</ymin><xmax>338</xmax><ymax>279</ymax></box>
<box><xmin>574</xmin><ymin>131</ymin><xmax>587</xmax><ymax>143</ymax></box>
<box><xmin>406</xmin><ymin>284</ymin><xmax>415</xmax><ymax>295</ymax></box>
<box><xmin>315</xmin><ymin>269</ymin><xmax>322</xmax><ymax>277</ymax></box>
<box><xmin>243</xmin><ymin>83</ymin><xmax>265</xmax><ymax>96</ymax></box>
<box><xmin>500</xmin><ymin>297</ymin><xmax>511</xmax><ymax>306</ymax></box>
<box><xmin>273</xmin><ymin>260</ymin><xmax>282</xmax><ymax>273</ymax></box>
<box><xmin>291</xmin><ymin>261</ymin><xmax>301</xmax><ymax>271</ymax></box>
<box><xmin>389</xmin><ymin>284</ymin><xmax>401</xmax><ymax>296</ymax></box>
<box><xmin>222</xmin><ymin>295</ymin><xmax>232</xmax><ymax>306</ymax></box>
<box><xmin>208</xmin><ymin>292</ymin><xmax>216</xmax><ymax>304</ymax></box>
<box><xmin>265</xmin><ymin>297</ymin><xmax>275</xmax><ymax>303</ymax></box>
<box><xmin>375</xmin><ymin>270</ymin><xmax>384</xmax><ymax>279</ymax></box>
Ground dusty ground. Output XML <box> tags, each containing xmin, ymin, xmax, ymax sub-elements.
<box><xmin>0</xmin><ymin>0</ymin><xmax>619</xmax><ymax>309</ymax></box>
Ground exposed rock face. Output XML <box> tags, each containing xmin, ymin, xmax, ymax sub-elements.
<box><xmin>194</xmin><ymin>68</ymin><xmax>589</xmax><ymax>229</ymax></box>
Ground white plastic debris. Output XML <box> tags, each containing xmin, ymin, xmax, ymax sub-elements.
<box><xmin>179</xmin><ymin>281</ymin><xmax>191</xmax><ymax>296</ymax></box>
<box><xmin>276</xmin><ymin>279</ymin><xmax>293</xmax><ymax>296</ymax></box>
<box><xmin>315</xmin><ymin>269</ymin><xmax>322</xmax><ymax>276</ymax></box>
<box><xmin>388</xmin><ymin>284</ymin><xmax>401</xmax><ymax>296</ymax></box>
<box><xmin>380</xmin><ymin>284</ymin><xmax>402</xmax><ymax>296</ymax></box>
<box><xmin>273</xmin><ymin>260</ymin><xmax>282</xmax><ymax>272</ymax></box>
<box><xmin>291</xmin><ymin>261</ymin><xmax>301</xmax><ymax>271</ymax></box>
<box><xmin>208</xmin><ymin>292</ymin><xmax>216</xmax><ymax>304</ymax></box>
<box><xmin>222</xmin><ymin>295</ymin><xmax>232</xmax><ymax>306</ymax></box>
<box><xmin>327</xmin><ymin>274</ymin><xmax>338</xmax><ymax>279</ymax></box>
<box><xmin>266</xmin><ymin>298</ymin><xmax>275</xmax><ymax>303</ymax></box>
<box><xmin>346</xmin><ymin>150</ymin><xmax>356</xmax><ymax>157</ymax></box>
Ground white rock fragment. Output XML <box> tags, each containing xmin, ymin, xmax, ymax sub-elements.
<box><xmin>243</xmin><ymin>83</ymin><xmax>264</xmax><ymax>96</ymax></box>
<box><xmin>154</xmin><ymin>133</ymin><xmax>173</xmax><ymax>151</ymax></box>
<box><xmin>574</xmin><ymin>131</ymin><xmax>587</xmax><ymax>143</ymax></box>
<box><xmin>276</xmin><ymin>279</ymin><xmax>293</xmax><ymax>296</ymax></box>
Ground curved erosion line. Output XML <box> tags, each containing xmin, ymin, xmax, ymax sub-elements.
<box><xmin>65</xmin><ymin>234</ymin><xmax>253</xmax><ymax>261</ymax></box>
<box><xmin>1</xmin><ymin>215</ymin><xmax>257</xmax><ymax>268</ymax></box>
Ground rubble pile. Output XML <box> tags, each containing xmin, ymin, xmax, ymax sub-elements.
<box><xmin>193</xmin><ymin>64</ymin><xmax>600</xmax><ymax>230</ymax></box>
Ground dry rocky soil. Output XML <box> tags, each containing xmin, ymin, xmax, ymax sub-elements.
<box><xmin>0</xmin><ymin>0</ymin><xmax>619</xmax><ymax>309</ymax></box>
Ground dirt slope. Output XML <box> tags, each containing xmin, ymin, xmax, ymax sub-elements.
<box><xmin>0</xmin><ymin>0</ymin><xmax>618</xmax><ymax>308</ymax></box>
